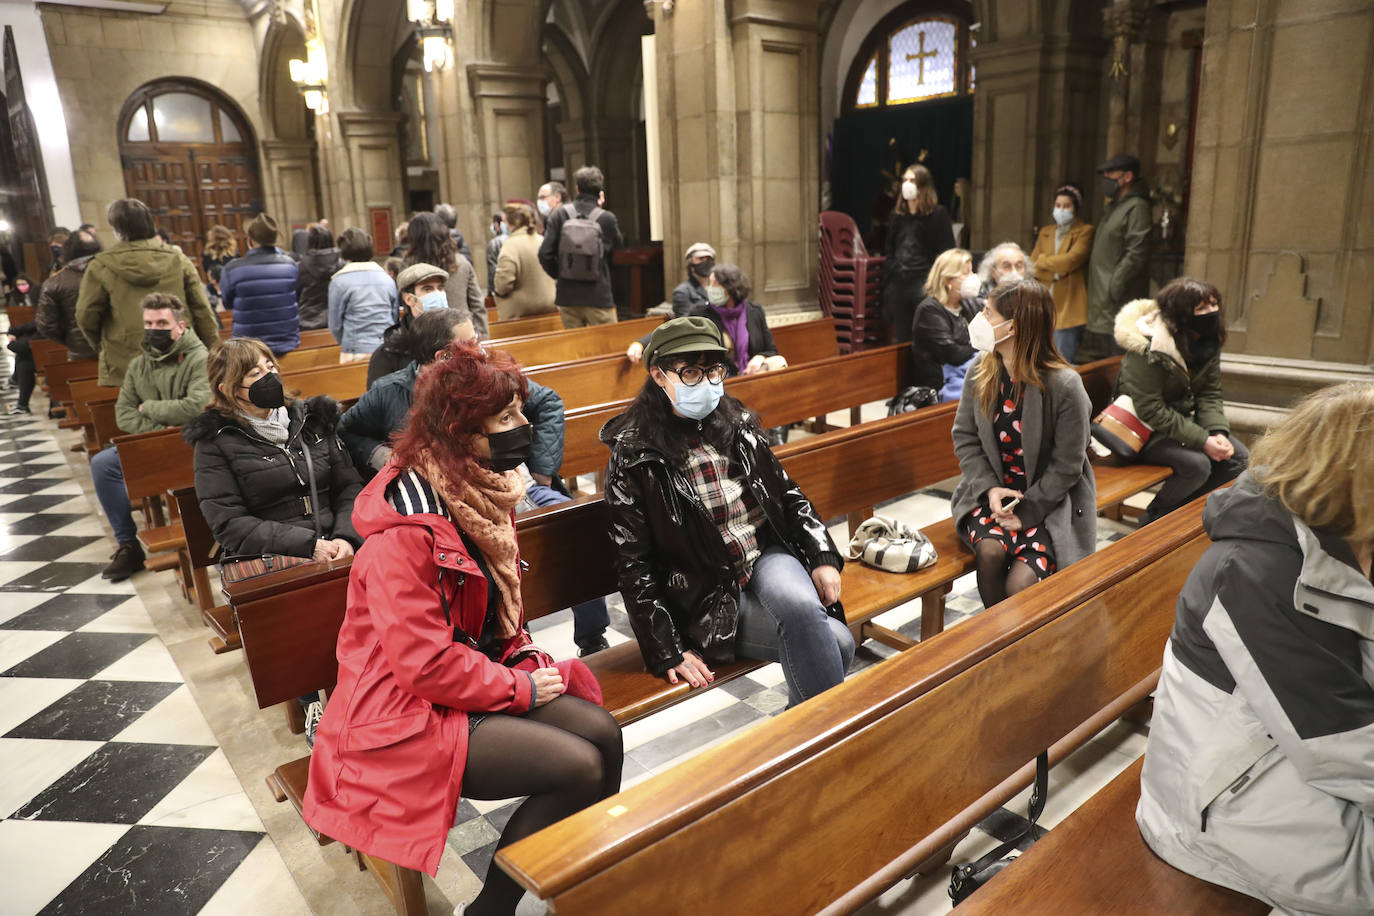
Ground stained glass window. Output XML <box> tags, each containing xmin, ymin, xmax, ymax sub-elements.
<box><xmin>126</xmin><ymin>105</ymin><xmax>150</xmax><ymax>142</ymax></box>
<box><xmin>969</xmin><ymin>31</ymin><xmax>978</xmax><ymax>93</ymax></box>
<box><xmin>888</xmin><ymin>20</ymin><xmax>957</xmax><ymax>104</ymax></box>
<box><xmin>855</xmin><ymin>54</ymin><xmax>879</xmax><ymax>108</ymax></box>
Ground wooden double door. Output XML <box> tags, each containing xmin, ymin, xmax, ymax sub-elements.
<box><xmin>121</xmin><ymin>146</ymin><xmax>262</xmax><ymax>277</ymax></box>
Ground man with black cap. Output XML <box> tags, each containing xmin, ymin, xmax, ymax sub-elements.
<box><xmin>1079</xmin><ymin>153</ymin><xmax>1152</xmax><ymax>363</ymax></box>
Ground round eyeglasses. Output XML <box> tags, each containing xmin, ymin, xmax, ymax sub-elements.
<box><xmin>667</xmin><ymin>364</ymin><xmax>729</xmax><ymax>386</ymax></box>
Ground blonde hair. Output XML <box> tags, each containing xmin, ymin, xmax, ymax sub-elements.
<box><xmin>1250</xmin><ymin>382</ymin><xmax>1374</xmax><ymax>544</ymax></box>
<box><xmin>206</xmin><ymin>337</ymin><xmax>289</xmax><ymax>415</ymax></box>
<box><xmin>968</xmin><ymin>279</ymin><xmax>1068</xmax><ymax>415</ymax></box>
<box><xmin>204</xmin><ymin>225</ymin><xmax>237</xmax><ymax>260</ymax></box>
<box><xmin>926</xmin><ymin>248</ymin><xmax>972</xmax><ymax>304</ymax></box>
<box><xmin>895</xmin><ymin>164</ymin><xmax>939</xmax><ymax>217</ymax></box>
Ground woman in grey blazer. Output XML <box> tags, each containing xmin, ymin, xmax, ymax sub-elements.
<box><xmin>951</xmin><ymin>279</ymin><xmax>1096</xmax><ymax>609</ymax></box>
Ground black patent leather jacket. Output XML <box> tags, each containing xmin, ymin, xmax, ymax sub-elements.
<box><xmin>601</xmin><ymin>412</ymin><xmax>844</xmax><ymax>675</ymax></box>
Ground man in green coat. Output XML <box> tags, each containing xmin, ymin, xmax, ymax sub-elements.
<box><xmin>1078</xmin><ymin>154</ymin><xmax>1152</xmax><ymax>363</ymax></box>
<box><xmin>91</xmin><ymin>293</ymin><xmax>211</xmax><ymax>581</ymax></box>
<box><xmin>76</xmin><ymin>198</ymin><xmax>218</xmax><ymax>386</ymax></box>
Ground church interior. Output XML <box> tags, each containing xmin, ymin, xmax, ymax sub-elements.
<box><xmin>0</xmin><ymin>0</ymin><xmax>1369</xmax><ymax>913</ymax></box>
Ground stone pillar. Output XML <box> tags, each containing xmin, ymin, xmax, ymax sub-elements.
<box><xmin>260</xmin><ymin>140</ymin><xmax>320</xmax><ymax>228</ymax></box>
<box><xmin>1102</xmin><ymin>0</ymin><xmax>1152</xmax><ymax>161</ymax></box>
<box><xmin>967</xmin><ymin>13</ymin><xmax>1104</xmax><ymax>250</ymax></box>
<box><xmin>329</xmin><ymin>111</ymin><xmax>405</xmax><ymax>233</ymax></box>
<box><xmin>1186</xmin><ymin>0</ymin><xmax>1374</xmax><ymax>424</ymax></box>
<box><xmin>650</xmin><ymin>0</ymin><xmax>821</xmax><ymax>313</ymax></box>
<box><xmin>466</xmin><ymin>65</ymin><xmax>547</xmax><ymax>209</ymax></box>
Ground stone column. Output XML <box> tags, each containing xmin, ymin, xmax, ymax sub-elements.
<box><xmin>1102</xmin><ymin>0</ymin><xmax>1152</xmax><ymax>161</ymax></box>
<box><xmin>1185</xmin><ymin>0</ymin><xmax>1374</xmax><ymax>426</ymax></box>
<box><xmin>329</xmin><ymin>111</ymin><xmax>405</xmax><ymax>233</ymax></box>
<box><xmin>650</xmin><ymin>0</ymin><xmax>821</xmax><ymax>313</ymax></box>
<box><xmin>260</xmin><ymin>140</ymin><xmax>320</xmax><ymax>228</ymax></box>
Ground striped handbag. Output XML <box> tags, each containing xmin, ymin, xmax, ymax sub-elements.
<box><xmin>845</xmin><ymin>515</ymin><xmax>938</xmax><ymax>573</ymax></box>
<box><xmin>1091</xmin><ymin>395</ymin><xmax>1153</xmax><ymax>460</ymax></box>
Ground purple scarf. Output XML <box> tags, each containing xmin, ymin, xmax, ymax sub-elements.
<box><xmin>712</xmin><ymin>301</ymin><xmax>750</xmax><ymax>373</ymax></box>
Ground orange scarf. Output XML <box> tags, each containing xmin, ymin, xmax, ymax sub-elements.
<box><xmin>417</xmin><ymin>454</ymin><xmax>526</xmax><ymax>638</ymax></box>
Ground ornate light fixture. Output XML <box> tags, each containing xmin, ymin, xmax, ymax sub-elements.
<box><xmin>408</xmin><ymin>0</ymin><xmax>455</xmax><ymax>72</ymax></box>
<box><xmin>289</xmin><ymin>37</ymin><xmax>329</xmax><ymax>113</ymax></box>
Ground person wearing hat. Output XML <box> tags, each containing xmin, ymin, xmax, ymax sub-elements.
<box><xmin>222</xmin><ymin>212</ymin><xmax>301</xmax><ymax>357</ymax></box>
<box><xmin>75</xmin><ymin>198</ymin><xmax>218</xmax><ymax>386</ymax></box>
<box><xmin>602</xmin><ymin>316</ymin><xmax>854</xmax><ymax>708</ymax></box>
<box><xmin>624</xmin><ymin>241</ymin><xmax>716</xmax><ymax>364</ymax></box>
<box><xmin>366</xmin><ymin>262</ymin><xmax>471</xmax><ymax>388</ymax></box>
<box><xmin>1078</xmin><ymin>153</ymin><xmax>1152</xmax><ymax>363</ymax></box>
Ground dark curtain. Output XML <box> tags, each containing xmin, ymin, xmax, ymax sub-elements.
<box><xmin>830</xmin><ymin>97</ymin><xmax>974</xmax><ymax>240</ymax></box>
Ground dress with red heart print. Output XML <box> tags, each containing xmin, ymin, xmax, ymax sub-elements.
<box><xmin>959</xmin><ymin>370</ymin><xmax>1057</xmax><ymax>581</ymax></box>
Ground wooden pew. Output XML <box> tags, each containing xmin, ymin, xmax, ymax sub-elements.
<box><xmin>7</xmin><ymin>304</ymin><xmax>36</xmax><ymax>326</ymax></box>
<box><xmin>172</xmin><ymin>485</ymin><xmax>241</xmax><ymax>654</ymax></box>
<box><xmin>276</xmin><ymin>345</ymin><xmax>343</xmax><ymax>373</ymax></box>
<box><xmin>89</xmin><ymin>398</ymin><xmax>122</xmax><ymax>453</ymax></box>
<box><xmin>67</xmin><ymin>378</ymin><xmax>120</xmax><ymax>450</ymax></box>
<box><xmin>493</xmin><ymin>315</ymin><xmax>664</xmax><ymax>366</ymax></box>
<box><xmin>489</xmin><ymin>311</ymin><xmax>564</xmax><ymax>337</ymax></box>
<box><xmin>113</xmin><ymin>427</ymin><xmax>197</xmax><ymax>598</ymax></box>
<box><xmin>283</xmin><ymin>361</ymin><xmax>370</xmax><ymax>400</ymax></box>
<box><xmin>494</xmin><ymin>496</ymin><xmax>1255</xmax><ymax>915</ymax></box>
<box><xmin>524</xmin><ymin>317</ymin><xmax>841</xmax><ymax>413</ymax></box>
<box><xmin>45</xmin><ymin>359</ymin><xmax>100</xmax><ymax>410</ymax></box>
<box><xmin>31</xmin><ymin>338</ymin><xmax>68</xmax><ymax>375</ymax></box>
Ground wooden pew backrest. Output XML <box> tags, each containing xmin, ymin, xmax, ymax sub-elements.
<box><xmin>494</xmin><ymin>316</ymin><xmax>664</xmax><ymax>366</ymax></box>
<box><xmin>282</xmin><ymin>361</ymin><xmax>370</xmax><ymax>401</ymax></box>
<box><xmin>45</xmin><ymin>359</ymin><xmax>100</xmax><ymax>404</ymax></box>
<box><xmin>113</xmin><ymin>427</ymin><xmax>196</xmax><ymax>499</ymax></box>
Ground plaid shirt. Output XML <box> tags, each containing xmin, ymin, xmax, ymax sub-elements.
<box><xmin>684</xmin><ymin>439</ymin><xmax>769</xmax><ymax>587</ymax></box>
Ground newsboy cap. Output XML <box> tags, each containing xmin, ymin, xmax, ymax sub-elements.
<box><xmin>395</xmin><ymin>262</ymin><xmax>449</xmax><ymax>294</ymax></box>
<box><xmin>684</xmin><ymin>242</ymin><xmax>717</xmax><ymax>263</ymax></box>
<box><xmin>642</xmin><ymin>316</ymin><xmax>728</xmax><ymax>367</ymax></box>
<box><xmin>1096</xmin><ymin>153</ymin><xmax>1142</xmax><ymax>174</ymax></box>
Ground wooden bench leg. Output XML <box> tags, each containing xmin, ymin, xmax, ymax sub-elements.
<box><xmin>285</xmin><ymin>700</ymin><xmax>307</xmax><ymax>734</ymax></box>
<box><xmin>192</xmin><ymin>564</ymin><xmax>214</xmax><ymax>613</ymax></box>
<box><xmin>849</xmin><ymin>406</ymin><xmax>861</xmax><ymax>426</ymax></box>
<box><xmin>919</xmin><ymin>583</ymin><xmax>953</xmax><ymax>640</ymax></box>
<box><xmin>847</xmin><ymin>506</ymin><xmax>874</xmax><ymax>540</ymax></box>
<box><xmin>1101</xmin><ymin>503</ymin><xmax>1123</xmax><ymax>521</ymax></box>
<box><xmin>861</xmin><ymin>620</ymin><xmax>918</xmax><ymax>652</ymax></box>
<box><xmin>360</xmin><ymin>852</ymin><xmax>427</xmax><ymax>916</ymax></box>
<box><xmin>177</xmin><ymin>548</ymin><xmax>195</xmax><ymax>603</ymax></box>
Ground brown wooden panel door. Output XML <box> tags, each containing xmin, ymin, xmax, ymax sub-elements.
<box><xmin>122</xmin><ymin>150</ymin><xmax>203</xmax><ymax>261</ymax></box>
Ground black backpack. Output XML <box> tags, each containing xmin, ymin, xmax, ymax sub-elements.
<box><xmin>557</xmin><ymin>203</ymin><xmax>605</xmax><ymax>282</ymax></box>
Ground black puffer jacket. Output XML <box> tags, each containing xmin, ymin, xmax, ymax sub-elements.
<box><xmin>296</xmin><ymin>247</ymin><xmax>343</xmax><ymax>330</ymax></box>
<box><xmin>601</xmin><ymin>405</ymin><xmax>843</xmax><ymax>675</ymax></box>
<box><xmin>183</xmin><ymin>396</ymin><xmax>363</xmax><ymax>558</ymax></box>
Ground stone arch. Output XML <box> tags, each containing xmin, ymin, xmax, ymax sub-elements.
<box><xmin>585</xmin><ymin>0</ymin><xmax>651</xmax><ymax>242</ymax></box>
<box><xmin>340</xmin><ymin>0</ymin><xmax>411</xmax><ymax>113</ymax></box>
<box><xmin>259</xmin><ymin>16</ymin><xmax>309</xmax><ymax>142</ymax></box>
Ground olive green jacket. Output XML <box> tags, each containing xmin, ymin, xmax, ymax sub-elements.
<box><xmin>1085</xmin><ymin>181</ymin><xmax>1152</xmax><ymax>334</ymax></box>
<box><xmin>1113</xmin><ymin>298</ymin><xmax>1228</xmax><ymax>451</ymax></box>
<box><xmin>114</xmin><ymin>329</ymin><xmax>211</xmax><ymax>435</ymax></box>
<box><xmin>76</xmin><ymin>240</ymin><xmax>218</xmax><ymax>386</ymax></box>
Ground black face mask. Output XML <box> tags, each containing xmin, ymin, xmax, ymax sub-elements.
<box><xmin>691</xmin><ymin>259</ymin><xmax>715</xmax><ymax>280</ymax></box>
<box><xmin>482</xmin><ymin>423</ymin><xmax>532</xmax><ymax>472</ymax></box>
<box><xmin>1189</xmin><ymin>311</ymin><xmax>1220</xmax><ymax>340</ymax></box>
<box><xmin>1099</xmin><ymin>176</ymin><xmax>1120</xmax><ymax>198</ymax></box>
<box><xmin>243</xmin><ymin>372</ymin><xmax>285</xmax><ymax>409</ymax></box>
<box><xmin>143</xmin><ymin>328</ymin><xmax>175</xmax><ymax>354</ymax></box>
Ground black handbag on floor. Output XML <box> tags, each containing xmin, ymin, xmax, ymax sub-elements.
<box><xmin>947</xmin><ymin>751</ymin><xmax>1049</xmax><ymax>904</ymax></box>
<box><xmin>886</xmin><ymin>386</ymin><xmax>939</xmax><ymax>415</ymax></box>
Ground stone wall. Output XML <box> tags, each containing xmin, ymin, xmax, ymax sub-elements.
<box><xmin>38</xmin><ymin>2</ymin><xmax>264</xmax><ymax>239</ymax></box>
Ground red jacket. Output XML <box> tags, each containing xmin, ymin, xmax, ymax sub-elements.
<box><xmin>302</xmin><ymin>463</ymin><xmax>536</xmax><ymax>875</ymax></box>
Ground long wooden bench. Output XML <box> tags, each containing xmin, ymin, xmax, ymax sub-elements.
<box><xmin>172</xmin><ymin>485</ymin><xmax>241</xmax><ymax>654</ymax></box>
<box><xmin>494</xmin><ymin>494</ymin><xmax>1249</xmax><ymax>915</ymax></box>
<box><xmin>67</xmin><ymin>378</ymin><xmax>120</xmax><ymax>451</ymax></box>
<box><xmin>44</xmin><ymin>358</ymin><xmax>99</xmax><ymax>410</ymax></box>
<box><xmin>494</xmin><ymin>315</ymin><xmax>664</xmax><ymax>366</ymax></box>
<box><xmin>113</xmin><ymin>427</ymin><xmax>197</xmax><ymax>599</ymax></box>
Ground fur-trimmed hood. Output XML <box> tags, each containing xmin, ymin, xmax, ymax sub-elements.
<box><xmin>1113</xmin><ymin>297</ymin><xmax>1186</xmax><ymax>369</ymax></box>
<box><xmin>182</xmin><ymin>394</ymin><xmax>342</xmax><ymax>445</ymax></box>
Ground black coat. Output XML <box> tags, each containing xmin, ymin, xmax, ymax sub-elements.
<box><xmin>884</xmin><ymin>206</ymin><xmax>956</xmax><ymax>288</ymax></box>
<box><xmin>366</xmin><ymin>318</ymin><xmax>413</xmax><ymax>389</ymax></box>
<box><xmin>184</xmin><ymin>396</ymin><xmax>363</xmax><ymax>558</ymax></box>
<box><xmin>296</xmin><ymin>248</ymin><xmax>343</xmax><ymax>330</ymax></box>
<box><xmin>537</xmin><ymin>194</ymin><xmax>623</xmax><ymax>309</ymax></box>
<box><xmin>910</xmin><ymin>295</ymin><xmax>978</xmax><ymax>390</ymax></box>
<box><xmin>601</xmin><ymin>407</ymin><xmax>843</xmax><ymax>675</ymax></box>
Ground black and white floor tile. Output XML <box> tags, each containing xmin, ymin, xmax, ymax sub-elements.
<box><xmin>0</xmin><ymin>406</ymin><xmax>281</xmax><ymax>916</ymax></box>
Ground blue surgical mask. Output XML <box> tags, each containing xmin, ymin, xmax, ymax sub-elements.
<box><xmin>672</xmin><ymin>378</ymin><xmax>723</xmax><ymax>420</ymax></box>
<box><xmin>1052</xmin><ymin>207</ymin><xmax>1074</xmax><ymax>227</ymax></box>
<box><xmin>537</xmin><ymin>199</ymin><xmax>552</xmax><ymax>217</ymax></box>
<box><xmin>419</xmin><ymin>290</ymin><xmax>448</xmax><ymax>312</ymax></box>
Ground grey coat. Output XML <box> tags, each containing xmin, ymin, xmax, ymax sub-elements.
<box><xmin>950</xmin><ymin>358</ymin><xmax>1097</xmax><ymax>567</ymax></box>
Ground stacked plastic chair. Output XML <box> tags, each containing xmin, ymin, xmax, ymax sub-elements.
<box><xmin>818</xmin><ymin>211</ymin><xmax>887</xmax><ymax>353</ymax></box>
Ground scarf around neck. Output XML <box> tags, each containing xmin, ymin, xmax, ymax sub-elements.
<box><xmin>244</xmin><ymin>406</ymin><xmax>291</xmax><ymax>445</ymax></box>
<box><xmin>416</xmin><ymin>453</ymin><xmax>527</xmax><ymax>638</ymax></box>
<box><xmin>712</xmin><ymin>301</ymin><xmax>750</xmax><ymax>373</ymax></box>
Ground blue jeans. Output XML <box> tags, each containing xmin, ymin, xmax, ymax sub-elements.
<box><xmin>91</xmin><ymin>446</ymin><xmax>137</xmax><ymax>543</ymax></box>
<box><xmin>527</xmin><ymin>484</ymin><xmax>611</xmax><ymax>647</ymax></box>
<box><xmin>1054</xmin><ymin>325</ymin><xmax>1084</xmax><ymax>363</ymax></box>
<box><xmin>735</xmin><ymin>546</ymin><xmax>855</xmax><ymax>708</ymax></box>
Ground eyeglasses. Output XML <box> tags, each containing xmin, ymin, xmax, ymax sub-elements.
<box><xmin>667</xmin><ymin>364</ymin><xmax>729</xmax><ymax>386</ymax></box>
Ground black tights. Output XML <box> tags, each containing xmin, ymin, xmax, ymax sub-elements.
<box><xmin>461</xmin><ymin>695</ymin><xmax>623</xmax><ymax>916</ymax></box>
<box><xmin>972</xmin><ymin>540</ymin><xmax>1041</xmax><ymax>609</ymax></box>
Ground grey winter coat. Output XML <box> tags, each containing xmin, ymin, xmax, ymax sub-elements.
<box><xmin>1137</xmin><ymin>474</ymin><xmax>1374</xmax><ymax>916</ymax></box>
<box><xmin>951</xmin><ymin>359</ymin><xmax>1097</xmax><ymax>567</ymax></box>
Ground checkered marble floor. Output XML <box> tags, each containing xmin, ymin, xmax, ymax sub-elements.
<box><xmin>0</xmin><ymin>404</ymin><xmax>291</xmax><ymax>916</ymax></box>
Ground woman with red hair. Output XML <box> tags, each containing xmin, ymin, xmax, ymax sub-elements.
<box><xmin>303</xmin><ymin>342</ymin><xmax>622</xmax><ymax>916</ymax></box>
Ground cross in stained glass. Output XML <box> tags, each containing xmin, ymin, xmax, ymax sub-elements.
<box><xmin>906</xmin><ymin>31</ymin><xmax>939</xmax><ymax>85</ymax></box>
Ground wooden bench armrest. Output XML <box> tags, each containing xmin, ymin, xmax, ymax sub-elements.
<box><xmin>138</xmin><ymin>522</ymin><xmax>185</xmax><ymax>554</ymax></box>
<box><xmin>266</xmin><ymin>756</ymin><xmax>335</xmax><ymax>847</ymax></box>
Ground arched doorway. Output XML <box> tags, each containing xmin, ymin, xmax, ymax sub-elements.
<box><xmin>118</xmin><ymin>80</ymin><xmax>263</xmax><ymax>273</ymax></box>
<box><xmin>830</xmin><ymin>1</ymin><xmax>976</xmax><ymax>251</ymax></box>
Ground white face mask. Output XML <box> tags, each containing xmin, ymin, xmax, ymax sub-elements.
<box><xmin>959</xmin><ymin>273</ymin><xmax>983</xmax><ymax>300</ymax></box>
<box><xmin>900</xmin><ymin>181</ymin><xmax>918</xmax><ymax>201</ymax></box>
<box><xmin>1052</xmin><ymin>207</ymin><xmax>1074</xmax><ymax>227</ymax></box>
<box><xmin>968</xmin><ymin>311</ymin><xmax>1012</xmax><ymax>353</ymax></box>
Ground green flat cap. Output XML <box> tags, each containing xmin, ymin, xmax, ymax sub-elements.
<box><xmin>643</xmin><ymin>316</ymin><xmax>728</xmax><ymax>367</ymax></box>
